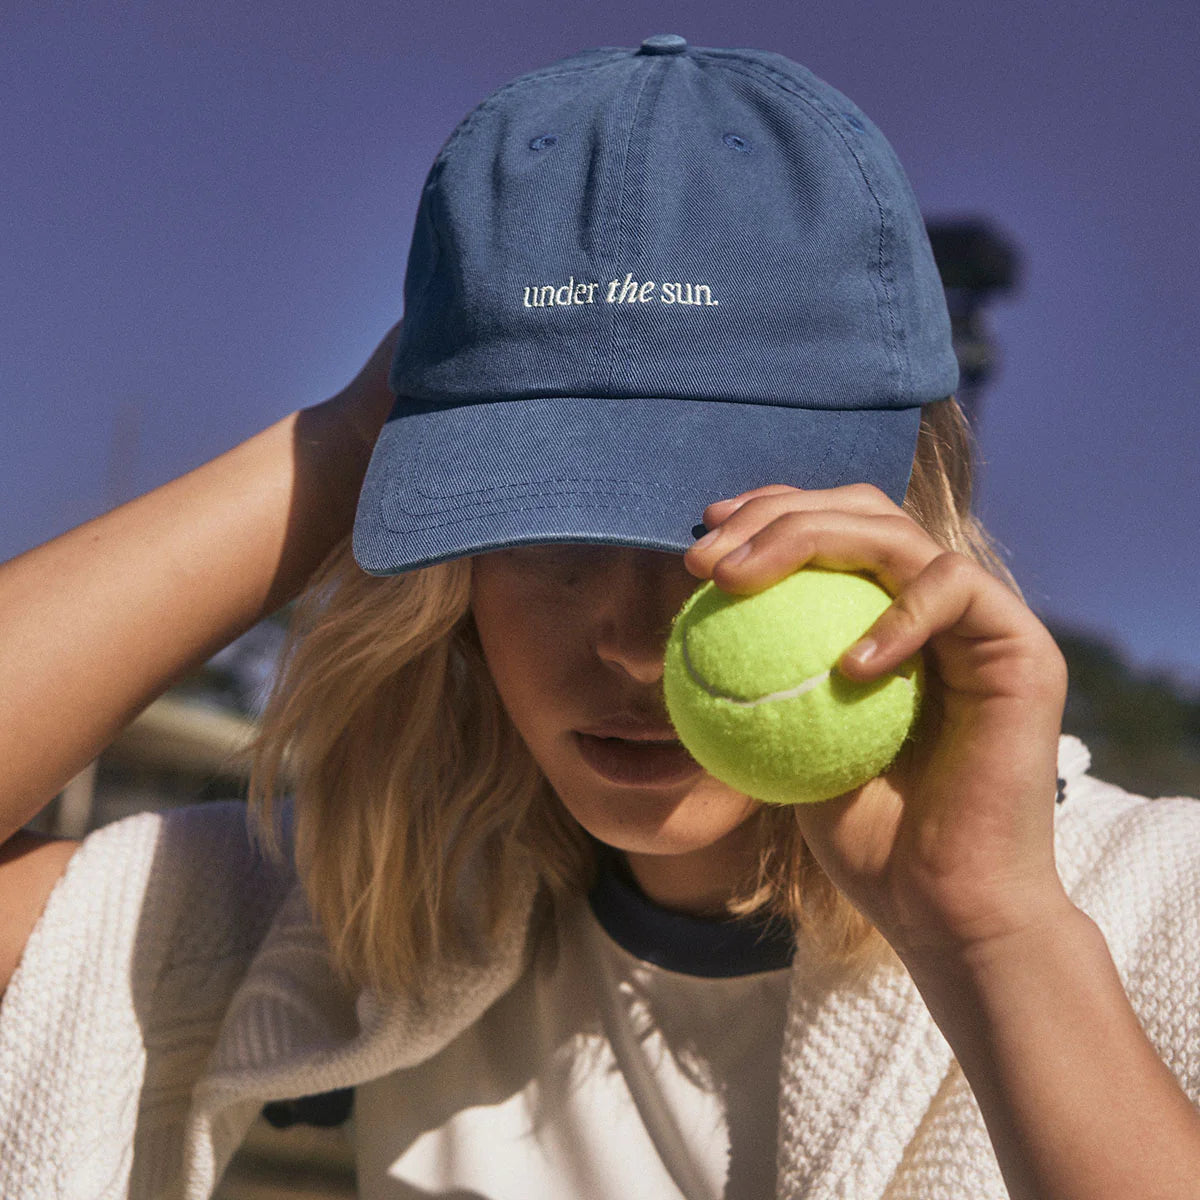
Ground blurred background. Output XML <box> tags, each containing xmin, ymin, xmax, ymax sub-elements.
<box><xmin>4</xmin><ymin>2</ymin><xmax>1199</xmax><ymax>1194</ymax></box>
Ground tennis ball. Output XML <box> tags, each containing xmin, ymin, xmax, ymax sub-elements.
<box><xmin>663</xmin><ymin>568</ymin><xmax>923</xmax><ymax>805</ymax></box>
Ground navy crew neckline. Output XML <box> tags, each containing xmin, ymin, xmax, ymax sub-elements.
<box><xmin>586</xmin><ymin>847</ymin><xmax>796</xmax><ymax>978</ymax></box>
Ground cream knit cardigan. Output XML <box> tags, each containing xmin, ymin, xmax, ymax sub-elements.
<box><xmin>2</xmin><ymin>735</ymin><xmax>1199</xmax><ymax>1199</ymax></box>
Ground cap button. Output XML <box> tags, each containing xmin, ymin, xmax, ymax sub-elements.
<box><xmin>638</xmin><ymin>34</ymin><xmax>688</xmax><ymax>55</ymax></box>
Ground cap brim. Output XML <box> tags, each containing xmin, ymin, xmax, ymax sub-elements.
<box><xmin>352</xmin><ymin>396</ymin><xmax>921</xmax><ymax>575</ymax></box>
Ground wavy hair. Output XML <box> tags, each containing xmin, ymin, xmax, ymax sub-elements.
<box><xmin>247</xmin><ymin>396</ymin><xmax>1018</xmax><ymax>995</ymax></box>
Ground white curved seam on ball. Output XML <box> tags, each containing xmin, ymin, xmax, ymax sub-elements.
<box><xmin>680</xmin><ymin>635</ymin><xmax>829</xmax><ymax>707</ymax></box>
<box><xmin>680</xmin><ymin>632</ymin><xmax>915</xmax><ymax>707</ymax></box>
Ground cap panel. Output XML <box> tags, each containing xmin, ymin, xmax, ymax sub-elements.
<box><xmin>605</xmin><ymin>55</ymin><xmax>898</xmax><ymax>409</ymax></box>
<box><xmin>393</xmin><ymin>57</ymin><xmax>637</xmax><ymax>405</ymax></box>
<box><xmin>694</xmin><ymin>49</ymin><xmax>958</xmax><ymax>403</ymax></box>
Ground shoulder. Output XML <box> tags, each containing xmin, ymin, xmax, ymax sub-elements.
<box><xmin>0</xmin><ymin>802</ymin><xmax>297</xmax><ymax>1190</ymax></box>
<box><xmin>0</xmin><ymin>832</ymin><xmax>82</xmax><ymax>996</ymax></box>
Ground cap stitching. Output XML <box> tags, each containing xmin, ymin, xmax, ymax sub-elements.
<box><xmin>385</xmin><ymin>497</ymin><xmax>704</xmax><ymax>536</ymax></box>
<box><xmin>607</xmin><ymin>60</ymin><xmax>661</xmax><ymax>395</ymax></box>
<box><xmin>402</xmin><ymin>420</ymin><xmax>690</xmax><ymax>501</ymax></box>
<box><xmin>702</xmin><ymin>56</ymin><xmax>902</xmax><ymax>353</ymax></box>
<box><xmin>421</xmin><ymin>57</ymin><xmax>633</xmax><ymax>219</ymax></box>
<box><xmin>363</xmin><ymin>527</ymin><xmax>699</xmax><ymax>573</ymax></box>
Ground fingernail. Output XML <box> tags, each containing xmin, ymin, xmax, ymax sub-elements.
<box><xmin>844</xmin><ymin>637</ymin><xmax>877</xmax><ymax>666</ymax></box>
<box><xmin>711</xmin><ymin>496</ymin><xmax>748</xmax><ymax>513</ymax></box>
<box><xmin>692</xmin><ymin>528</ymin><xmax>721</xmax><ymax>551</ymax></box>
<box><xmin>722</xmin><ymin>543</ymin><xmax>752</xmax><ymax>567</ymax></box>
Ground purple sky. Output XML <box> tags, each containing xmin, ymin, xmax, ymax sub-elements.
<box><xmin>4</xmin><ymin>2</ymin><xmax>1198</xmax><ymax>688</ymax></box>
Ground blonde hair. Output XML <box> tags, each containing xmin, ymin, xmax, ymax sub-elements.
<box><xmin>247</xmin><ymin>396</ymin><xmax>1018</xmax><ymax>995</ymax></box>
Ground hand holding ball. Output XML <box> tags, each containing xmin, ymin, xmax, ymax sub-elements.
<box><xmin>663</xmin><ymin>569</ymin><xmax>923</xmax><ymax>804</ymax></box>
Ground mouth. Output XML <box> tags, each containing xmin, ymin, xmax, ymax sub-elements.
<box><xmin>573</xmin><ymin>731</ymin><xmax>703</xmax><ymax>788</ymax></box>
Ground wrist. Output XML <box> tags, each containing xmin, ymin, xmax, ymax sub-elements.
<box><xmin>898</xmin><ymin>897</ymin><xmax>1097</xmax><ymax>1028</ymax></box>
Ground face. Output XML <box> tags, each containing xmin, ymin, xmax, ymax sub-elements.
<box><xmin>470</xmin><ymin>544</ymin><xmax>762</xmax><ymax>907</ymax></box>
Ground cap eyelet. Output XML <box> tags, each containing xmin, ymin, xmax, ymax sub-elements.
<box><xmin>723</xmin><ymin>133</ymin><xmax>752</xmax><ymax>153</ymax></box>
<box><xmin>529</xmin><ymin>135</ymin><xmax>559</xmax><ymax>151</ymax></box>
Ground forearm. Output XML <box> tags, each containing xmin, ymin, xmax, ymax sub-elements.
<box><xmin>904</xmin><ymin>903</ymin><xmax>1200</xmax><ymax>1200</ymax></box>
<box><xmin>0</xmin><ymin>398</ymin><xmax>374</xmax><ymax>837</ymax></box>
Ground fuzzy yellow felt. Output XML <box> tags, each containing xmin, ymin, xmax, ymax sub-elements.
<box><xmin>663</xmin><ymin>568</ymin><xmax>923</xmax><ymax>804</ymax></box>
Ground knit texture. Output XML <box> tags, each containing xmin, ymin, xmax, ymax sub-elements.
<box><xmin>1</xmin><ymin>736</ymin><xmax>1198</xmax><ymax>1199</ymax></box>
<box><xmin>0</xmin><ymin>802</ymin><xmax>291</xmax><ymax>1198</ymax></box>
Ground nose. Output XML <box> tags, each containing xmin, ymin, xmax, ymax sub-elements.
<box><xmin>593</xmin><ymin>552</ymin><xmax>695</xmax><ymax>685</ymax></box>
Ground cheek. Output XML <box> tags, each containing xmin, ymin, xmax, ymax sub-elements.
<box><xmin>480</xmin><ymin>619</ymin><xmax>552</xmax><ymax>715</ymax></box>
<box><xmin>470</xmin><ymin>579</ymin><xmax>585</xmax><ymax>738</ymax></box>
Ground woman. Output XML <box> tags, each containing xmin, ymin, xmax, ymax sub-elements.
<box><xmin>2</xmin><ymin>35</ymin><xmax>1199</xmax><ymax>1199</ymax></box>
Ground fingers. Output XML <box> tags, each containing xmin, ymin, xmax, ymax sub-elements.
<box><xmin>686</xmin><ymin>484</ymin><xmax>1060</xmax><ymax>694</ymax></box>
<box><xmin>706</xmin><ymin>510</ymin><xmax>937</xmax><ymax>598</ymax></box>
<box><xmin>837</xmin><ymin>551</ymin><xmax>1057</xmax><ymax>689</ymax></box>
<box><xmin>686</xmin><ymin>484</ymin><xmax>935</xmax><ymax>597</ymax></box>
<box><xmin>697</xmin><ymin>482</ymin><xmax>895</xmax><ymax>534</ymax></box>
<box><xmin>861</xmin><ymin>577</ymin><xmax>1067</xmax><ymax>713</ymax></box>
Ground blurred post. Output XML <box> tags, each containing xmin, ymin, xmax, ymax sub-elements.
<box><xmin>925</xmin><ymin>218</ymin><xmax>1021</xmax><ymax>429</ymax></box>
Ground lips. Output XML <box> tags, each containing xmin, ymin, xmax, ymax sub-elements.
<box><xmin>577</xmin><ymin>721</ymin><xmax>680</xmax><ymax>741</ymax></box>
<box><xmin>573</xmin><ymin>730</ymin><xmax>702</xmax><ymax>788</ymax></box>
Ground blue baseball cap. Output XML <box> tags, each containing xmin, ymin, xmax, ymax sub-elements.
<box><xmin>353</xmin><ymin>35</ymin><xmax>958</xmax><ymax>575</ymax></box>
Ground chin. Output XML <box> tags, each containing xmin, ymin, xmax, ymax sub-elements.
<box><xmin>552</xmin><ymin>773</ymin><xmax>760</xmax><ymax>861</ymax></box>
